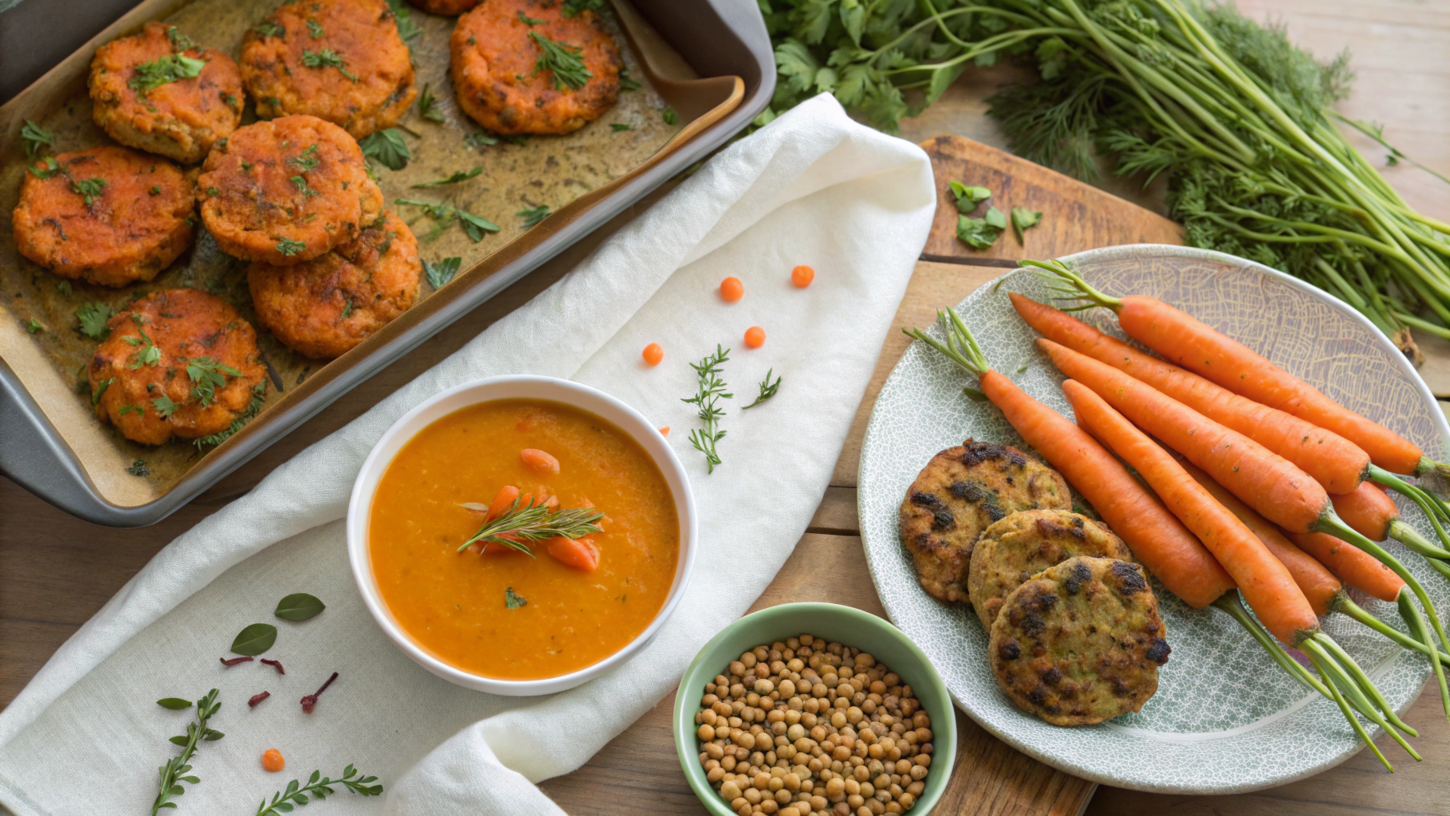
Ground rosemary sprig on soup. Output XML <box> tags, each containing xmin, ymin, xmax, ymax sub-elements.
<box><xmin>457</xmin><ymin>497</ymin><xmax>604</xmax><ymax>555</ymax></box>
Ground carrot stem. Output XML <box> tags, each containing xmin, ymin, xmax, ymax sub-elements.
<box><xmin>1020</xmin><ymin>258</ymin><xmax>1123</xmax><ymax>311</ymax></box>
<box><xmin>1317</xmin><ymin>513</ymin><xmax>1450</xmax><ymax>657</ymax></box>
<box><xmin>1308</xmin><ymin>649</ymin><xmax>1395</xmax><ymax>772</ymax></box>
<box><xmin>1398</xmin><ymin>589</ymin><xmax>1450</xmax><ymax>721</ymax></box>
<box><xmin>1336</xmin><ymin>592</ymin><xmax>1450</xmax><ymax>670</ymax></box>
<box><xmin>1367</xmin><ymin>469</ymin><xmax>1450</xmax><ymax>556</ymax></box>
<box><xmin>1302</xmin><ymin>637</ymin><xmax>1420</xmax><ymax>762</ymax></box>
<box><xmin>1309</xmin><ymin>633</ymin><xmax>1420</xmax><ymax>739</ymax></box>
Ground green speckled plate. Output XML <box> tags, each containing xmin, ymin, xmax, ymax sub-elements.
<box><xmin>857</xmin><ymin>244</ymin><xmax>1450</xmax><ymax>794</ymax></box>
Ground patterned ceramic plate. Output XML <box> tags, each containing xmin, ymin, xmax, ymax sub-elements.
<box><xmin>857</xmin><ymin>245</ymin><xmax>1450</xmax><ymax>793</ymax></box>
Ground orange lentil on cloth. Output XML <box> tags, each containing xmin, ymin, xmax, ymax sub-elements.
<box><xmin>643</xmin><ymin>342</ymin><xmax>664</xmax><ymax>366</ymax></box>
<box><xmin>261</xmin><ymin>749</ymin><xmax>285</xmax><ymax>772</ymax></box>
<box><xmin>791</xmin><ymin>265</ymin><xmax>815</xmax><ymax>287</ymax></box>
<box><xmin>744</xmin><ymin>326</ymin><xmax>766</xmax><ymax>348</ymax></box>
<box><xmin>721</xmin><ymin>276</ymin><xmax>745</xmax><ymax>302</ymax></box>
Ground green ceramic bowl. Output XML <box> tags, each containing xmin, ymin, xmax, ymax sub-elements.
<box><xmin>674</xmin><ymin>603</ymin><xmax>956</xmax><ymax>815</ymax></box>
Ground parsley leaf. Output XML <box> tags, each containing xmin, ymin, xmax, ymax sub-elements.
<box><xmin>618</xmin><ymin>65</ymin><xmax>641</xmax><ymax>91</ymax></box>
<box><xmin>123</xmin><ymin>315</ymin><xmax>161</xmax><ymax>369</ymax></box>
<box><xmin>71</xmin><ymin>177</ymin><xmax>107</xmax><ymax>207</ymax></box>
<box><xmin>518</xmin><ymin>11</ymin><xmax>544</xmax><ymax>26</ymax></box>
<box><xmin>126</xmin><ymin>459</ymin><xmax>151</xmax><ymax>476</ymax></box>
<box><xmin>465</xmin><ymin>131</ymin><xmax>498</xmax><ymax>148</ymax></box>
<box><xmin>359</xmin><ymin>129</ymin><xmax>411</xmax><ymax>171</ymax></box>
<box><xmin>396</xmin><ymin>198</ymin><xmax>499</xmax><ymax>242</ymax></box>
<box><xmin>184</xmin><ymin>357</ymin><xmax>242</xmax><ymax>407</ymax></box>
<box><xmin>385</xmin><ymin>0</ymin><xmax>421</xmax><ymax>40</ymax></box>
<box><xmin>518</xmin><ymin>204</ymin><xmax>550</xmax><ymax>228</ymax></box>
<box><xmin>21</xmin><ymin>120</ymin><xmax>54</xmax><ymax>158</ymax></box>
<box><xmin>411</xmin><ymin>166</ymin><xmax>483</xmax><ymax>188</ymax></box>
<box><xmin>1011</xmin><ymin>206</ymin><xmax>1043</xmax><ymax>241</ymax></box>
<box><xmin>287</xmin><ymin>143</ymin><xmax>320</xmax><ymax>172</ymax></box>
<box><xmin>78</xmin><ymin>302</ymin><xmax>114</xmax><ymax>339</ymax></box>
<box><xmin>29</xmin><ymin>156</ymin><xmax>65</xmax><ymax>179</ymax></box>
<box><xmin>193</xmin><ymin>382</ymin><xmax>266</xmax><ymax>451</ymax></box>
<box><xmin>417</xmin><ymin>84</ymin><xmax>444</xmax><ymax>122</ymax></box>
<box><xmin>306</xmin><ymin>18</ymin><xmax>324</xmax><ymax>38</ymax></box>
<box><xmin>956</xmin><ymin>206</ymin><xmax>1007</xmax><ymax>250</ymax></box>
<box><xmin>26</xmin><ymin>318</ymin><xmax>43</xmax><ymax>334</ymax></box>
<box><xmin>949</xmin><ymin>181</ymin><xmax>991</xmax><ymax>212</ymax></box>
<box><xmin>610</xmin><ymin>123</ymin><xmax>632</xmax><ymax>131</ymax></box>
<box><xmin>128</xmin><ymin>54</ymin><xmax>206</xmax><ymax>96</ymax></box>
<box><xmin>561</xmin><ymin>0</ymin><xmax>605</xmax><ymax>16</ymax></box>
<box><xmin>505</xmin><ymin>587</ymin><xmax>527</xmax><ymax>609</ymax></box>
<box><xmin>301</xmin><ymin>49</ymin><xmax>357</xmax><ymax>83</ymax></box>
<box><xmin>663</xmin><ymin>107</ymin><xmax>678</xmax><ymax>125</ymax></box>
<box><xmin>276</xmin><ymin>237</ymin><xmax>307</xmax><ymax>256</ymax></box>
<box><xmin>152</xmin><ymin>395</ymin><xmax>179</xmax><ymax>417</ymax></box>
<box><xmin>165</xmin><ymin>26</ymin><xmax>196</xmax><ymax>51</ymax></box>
<box><xmin>529</xmin><ymin>31</ymin><xmax>592</xmax><ymax>90</ymax></box>
<box><xmin>254</xmin><ymin>20</ymin><xmax>285</xmax><ymax>39</ymax></box>
<box><xmin>424</xmin><ymin>256</ymin><xmax>462</xmax><ymax>289</ymax></box>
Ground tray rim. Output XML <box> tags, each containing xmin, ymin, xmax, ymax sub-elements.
<box><xmin>0</xmin><ymin>0</ymin><xmax>774</xmax><ymax>526</ymax></box>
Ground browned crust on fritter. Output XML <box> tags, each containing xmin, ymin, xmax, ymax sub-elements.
<box><xmin>88</xmin><ymin>289</ymin><xmax>267</xmax><ymax>445</ymax></box>
<box><xmin>89</xmin><ymin>21</ymin><xmax>244</xmax><ymax>164</ymax></box>
<box><xmin>990</xmin><ymin>557</ymin><xmax>1169</xmax><ymax>727</ymax></box>
<box><xmin>409</xmin><ymin>0</ymin><xmax>479</xmax><ymax>13</ymax></box>
<box><xmin>248</xmin><ymin>210</ymin><xmax>421</xmax><ymax>359</ymax></box>
<box><xmin>12</xmin><ymin>146</ymin><xmax>195</xmax><ymax>287</ymax></box>
<box><xmin>241</xmin><ymin>0</ymin><xmax>417</xmax><ymax>138</ymax></box>
<box><xmin>197</xmin><ymin>115</ymin><xmax>382</xmax><ymax>265</ymax></box>
<box><xmin>450</xmin><ymin>0</ymin><xmax>621</xmax><ymax>135</ymax></box>
<box><xmin>968</xmin><ymin>509</ymin><xmax>1132</xmax><ymax>632</ymax></box>
<box><xmin>899</xmin><ymin>439</ymin><xmax>1071</xmax><ymax>605</ymax></box>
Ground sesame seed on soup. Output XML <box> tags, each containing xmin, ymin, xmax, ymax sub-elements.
<box><xmin>369</xmin><ymin>399</ymin><xmax>679</xmax><ymax>680</ymax></box>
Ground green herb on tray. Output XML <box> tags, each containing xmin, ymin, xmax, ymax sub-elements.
<box><xmin>417</xmin><ymin>84</ymin><xmax>444</xmax><ymax>123</ymax></box>
<box><xmin>194</xmin><ymin>382</ymin><xmax>266</xmax><ymax>451</ymax></box>
<box><xmin>359</xmin><ymin>129</ymin><xmax>411</xmax><ymax>171</ymax></box>
<box><xmin>395</xmin><ymin>199</ymin><xmax>499</xmax><ymax>242</ymax></box>
<box><xmin>423</xmin><ymin>256</ymin><xmax>461</xmax><ymax>289</ymax></box>
<box><xmin>128</xmin><ymin>459</ymin><xmax>152</xmax><ymax>477</ymax></box>
<box><xmin>21</xmin><ymin>120</ymin><xmax>54</xmax><ymax>157</ymax></box>
<box><xmin>411</xmin><ymin>166</ymin><xmax>482</xmax><ymax>188</ymax></box>
<box><xmin>385</xmin><ymin>0</ymin><xmax>421</xmax><ymax>40</ymax></box>
<box><xmin>518</xmin><ymin>204</ymin><xmax>550</xmax><ymax>228</ymax></box>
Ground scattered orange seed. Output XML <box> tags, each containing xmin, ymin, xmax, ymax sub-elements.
<box><xmin>659</xmin><ymin>426</ymin><xmax>670</xmax><ymax>437</ymax></box>
<box><xmin>744</xmin><ymin>326</ymin><xmax>766</xmax><ymax>348</ymax></box>
<box><xmin>791</xmin><ymin>265</ymin><xmax>815</xmax><ymax>287</ymax></box>
<box><xmin>262</xmin><ymin>749</ymin><xmax>285</xmax><ymax>773</ymax></box>
<box><xmin>642</xmin><ymin>342</ymin><xmax>664</xmax><ymax>366</ymax></box>
<box><xmin>720</xmin><ymin>276</ymin><xmax>744</xmax><ymax>302</ymax></box>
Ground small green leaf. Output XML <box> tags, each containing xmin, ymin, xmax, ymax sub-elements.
<box><xmin>505</xmin><ymin>587</ymin><xmax>527</xmax><ymax>609</ymax></box>
<box><xmin>984</xmin><ymin>206</ymin><xmax>1007</xmax><ymax>230</ymax></box>
<box><xmin>1011</xmin><ymin>206</ymin><xmax>1043</xmax><ymax>241</ymax></box>
<box><xmin>157</xmin><ymin>698</ymin><xmax>192</xmax><ymax>710</ymax></box>
<box><xmin>424</xmin><ymin>257</ymin><xmax>462</xmax><ymax>289</ymax></box>
<box><xmin>230</xmin><ymin>623</ymin><xmax>277</xmax><ymax>655</ymax></box>
<box><xmin>275</xmin><ymin>593</ymin><xmax>326</xmax><ymax>621</ymax></box>
<box><xmin>169</xmin><ymin>735</ymin><xmax>189</xmax><ymax>746</ymax></box>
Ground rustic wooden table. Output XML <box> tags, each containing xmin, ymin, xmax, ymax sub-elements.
<box><xmin>4</xmin><ymin>1</ymin><xmax>1450</xmax><ymax>814</ymax></box>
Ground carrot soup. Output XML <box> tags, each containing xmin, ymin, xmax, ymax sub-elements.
<box><xmin>369</xmin><ymin>398</ymin><xmax>679</xmax><ymax>680</ymax></box>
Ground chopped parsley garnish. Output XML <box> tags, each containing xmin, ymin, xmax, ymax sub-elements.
<box><xmin>26</xmin><ymin>318</ymin><xmax>42</xmax><ymax>334</ymax></box>
<box><xmin>71</xmin><ymin>177</ymin><xmax>107</xmax><ymax>207</ymax></box>
<box><xmin>126</xmin><ymin>459</ymin><xmax>151</xmax><ymax>477</ymax></box>
<box><xmin>128</xmin><ymin>54</ymin><xmax>207</xmax><ymax>96</ymax></box>
<box><xmin>291</xmin><ymin>175</ymin><xmax>318</xmax><ymax>197</ymax></box>
<box><xmin>193</xmin><ymin>382</ymin><xmax>266</xmax><ymax>451</ymax></box>
<box><xmin>411</xmin><ymin>166</ymin><xmax>482</xmax><ymax>188</ymax></box>
<box><xmin>306</xmin><ymin>18</ymin><xmax>324</xmax><ymax>38</ymax></box>
<box><xmin>562</xmin><ymin>0</ymin><xmax>605</xmax><ymax>16</ymax></box>
<box><xmin>417</xmin><ymin>84</ymin><xmax>444</xmax><ymax>123</ymax></box>
<box><xmin>395</xmin><ymin>198</ymin><xmax>499</xmax><ymax>242</ymax></box>
<box><xmin>276</xmin><ymin>237</ymin><xmax>307</xmax><ymax>256</ymax></box>
<box><xmin>517</xmin><ymin>11</ymin><xmax>544</xmax><ymax>26</ymax></box>
<box><xmin>465</xmin><ymin>131</ymin><xmax>498</xmax><ymax>148</ymax></box>
<box><xmin>505</xmin><ymin>587</ymin><xmax>527</xmax><ymax>609</ymax></box>
<box><xmin>528</xmin><ymin>31</ymin><xmax>592</xmax><ymax>90</ymax></box>
<box><xmin>21</xmin><ymin>120</ymin><xmax>54</xmax><ymax>158</ymax></box>
<box><xmin>149</xmin><ymin>185</ymin><xmax>161</xmax><ymax>195</ymax></box>
<box><xmin>165</xmin><ymin>26</ymin><xmax>195</xmax><ymax>51</ymax></box>
<box><xmin>123</xmin><ymin>315</ymin><xmax>161</xmax><ymax>369</ymax></box>
<box><xmin>385</xmin><ymin>0</ymin><xmax>421</xmax><ymax>40</ymax></box>
<box><xmin>359</xmin><ymin>129</ymin><xmax>411</xmax><ymax>171</ymax></box>
<box><xmin>341</xmin><ymin>299</ymin><xmax>354</xmax><ymax>319</ymax></box>
<box><xmin>184</xmin><ymin>356</ymin><xmax>242</xmax><ymax>406</ymax></box>
<box><xmin>663</xmin><ymin>107</ymin><xmax>678</xmax><ymax>125</ymax></box>
<box><xmin>152</xmin><ymin>394</ymin><xmax>179</xmax><ymax>417</ymax></box>
<box><xmin>618</xmin><ymin>65</ymin><xmax>641</xmax><ymax>91</ymax></box>
<box><xmin>77</xmin><ymin>301</ymin><xmax>115</xmax><ymax>339</ymax></box>
<box><xmin>301</xmin><ymin>49</ymin><xmax>357</xmax><ymax>83</ymax></box>
<box><xmin>518</xmin><ymin>204</ymin><xmax>550</xmax><ymax>228</ymax></box>
<box><xmin>424</xmin><ymin>256</ymin><xmax>461</xmax><ymax>289</ymax></box>
<box><xmin>29</xmin><ymin>156</ymin><xmax>65</xmax><ymax>179</ymax></box>
<box><xmin>287</xmin><ymin>143</ymin><xmax>320</xmax><ymax>172</ymax></box>
<box><xmin>117</xmin><ymin>404</ymin><xmax>144</xmax><ymax>417</ymax></box>
<box><xmin>255</xmin><ymin>20</ymin><xmax>285</xmax><ymax>39</ymax></box>
<box><xmin>92</xmin><ymin>377</ymin><xmax>113</xmax><ymax>405</ymax></box>
<box><xmin>610</xmin><ymin>123</ymin><xmax>632</xmax><ymax>131</ymax></box>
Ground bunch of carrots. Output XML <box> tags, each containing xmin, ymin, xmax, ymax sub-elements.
<box><xmin>906</xmin><ymin>258</ymin><xmax>1450</xmax><ymax>769</ymax></box>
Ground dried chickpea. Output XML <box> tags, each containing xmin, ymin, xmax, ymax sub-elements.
<box><xmin>699</xmin><ymin>637</ymin><xmax>934</xmax><ymax>814</ymax></box>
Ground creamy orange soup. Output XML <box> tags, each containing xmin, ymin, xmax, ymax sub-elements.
<box><xmin>369</xmin><ymin>399</ymin><xmax>679</xmax><ymax>680</ymax></box>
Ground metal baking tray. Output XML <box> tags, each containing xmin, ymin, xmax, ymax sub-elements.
<box><xmin>0</xmin><ymin>0</ymin><xmax>772</xmax><ymax>526</ymax></box>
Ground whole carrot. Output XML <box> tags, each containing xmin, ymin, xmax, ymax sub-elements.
<box><xmin>908</xmin><ymin>309</ymin><xmax>1420</xmax><ymax>766</ymax></box>
<box><xmin>1286</xmin><ymin>528</ymin><xmax>1405</xmax><ymax>604</ymax></box>
<box><xmin>902</xmin><ymin>312</ymin><xmax>1232</xmax><ymax>608</ymax></box>
<box><xmin>1041</xmin><ymin>337</ymin><xmax>1450</xmax><ymax>665</ymax></box>
<box><xmin>1027</xmin><ymin>258</ymin><xmax>1448</xmax><ymax>483</ymax></box>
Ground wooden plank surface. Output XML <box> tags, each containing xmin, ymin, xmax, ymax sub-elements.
<box><xmin>6</xmin><ymin>2</ymin><xmax>1450</xmax><ymax>815</ymax></box>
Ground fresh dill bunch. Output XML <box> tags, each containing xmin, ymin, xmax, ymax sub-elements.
<box><xmin>456</xmin><ymin>497</ymin><xmax>604</xmax><ymax>555</ymax></box>
<box><xmin>683</xmin><ymin>345</ymin><xmax>732</xmax><ymax>472</ymax></box>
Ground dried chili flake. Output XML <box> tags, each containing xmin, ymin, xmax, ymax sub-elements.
<box><xmin>260</xmin><ymin>658</ymin><xmax>286</xmax><ymax>675</ymax></box>
<box><xmin>249</xmin><ymin>691</ymin><xmax>271</xmax><ymax>708</ymax></box>
<box><xmin>220</xmin><ymin>656</ymin><xmax>255</xmax><ymax>667</ymax></box>
<box><xmin>300</xmin><ymin>671</ymin><xmax>338</xmax><ymax>714</ymax></box>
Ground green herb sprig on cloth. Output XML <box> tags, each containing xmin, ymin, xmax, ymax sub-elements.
<box><xmin>683</xmin><ymin>345</ymin><xmax>731</xmax><ymax>472</ymax></box>
<box><xmin>151</xmin><ymin>689</ymin><xmax>222</xmax><ymax>815</ymax></box>
<box><xmin>255</xmin><ymin>766</ymin><xmax>382</xmax><ymax>816</ymax></box>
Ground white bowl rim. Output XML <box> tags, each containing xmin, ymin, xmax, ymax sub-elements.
<box><xmin>346</xmin><ymin>374</ymin><xmax>698</xmax><ymax>696</ymax></box>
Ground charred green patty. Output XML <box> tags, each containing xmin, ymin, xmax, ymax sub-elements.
<box><xmin>899</xmin><ymin>439</ymin><xmax>1070</xmax><ymax>604</ymax></box>
<box><xmin>968</xmin><ymin>509</ymin><xmax>1132</xmax><ymax>632</ymax></box>
<box><xmin>989</xmin><ymin>556</ymin><xmax>1169</xmax><ymax>726</ymax></box>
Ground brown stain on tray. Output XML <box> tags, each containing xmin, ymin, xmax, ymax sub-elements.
<box><xmin>0</xmin><ymin>0</ymin><xmax>694</xmax><ymax>502</ymax></box>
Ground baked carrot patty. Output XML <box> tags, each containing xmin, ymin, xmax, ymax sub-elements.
<box><xmin>88</xmin><ymin>289</ymin><xmax>267</xmax><ymax>446</ymax></box>
<box><xmin>241</xmin><ymin>0</ymin><xmax>417</xmax><ymax>139</ymax></box>
<box><xmin>197</xmin><ymin>114</ymin><xmax>382</xmax><ymax>265</ymax></box>
<box><xmin>89</xmin><ymin>21</ymin><xmax>244</xmax><ymax>164</ymax></box>
<box><xmin>450</xmin><ymin>0</ymin><xmax>621</xmax><ymax>135</ymax></box>
<box><xmin>12</xmin><ymin>146</ymin><xmax>195</xmax><ymax>287</ymax></box>
<box><xmin>248</xmin><ymin>209</ymin><xmax>422</xmax><ymax>359</ymax></box>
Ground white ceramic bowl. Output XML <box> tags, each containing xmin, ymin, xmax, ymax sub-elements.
<box><xmin>346</xmin><ymin>375</ymin><xmax>697</xmax><ymax>696</ymax></box>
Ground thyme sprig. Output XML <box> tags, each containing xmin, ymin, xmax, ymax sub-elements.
<box><xmin>457</xmin><ymin>497</ymin><xmax>604</xmax><ymax>555</ymax></box>
<box><xmin>151</xmin><ymin>688</ymin><xmax>222</xmax><ymax>815</ymax></box>
<box><xmin>683</xmin><ymin>345</ymin><xmax>731</xmax><ymax>472</ymax></box>
<box><xmin>255</xmin><ymin>765</ymin><xmax>382</xmax><ymax>815</ymax></box>
<box><xmin>742</xmin><ymin>368</ymin><xmax>781</xmax><ymax>409</ymax></box>
<box><xmin>529</xmin><ymin>31</ymin><xmax>592</xmax><ymax>90</ymax></box>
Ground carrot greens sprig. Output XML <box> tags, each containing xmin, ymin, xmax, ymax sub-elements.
<box><xmin>457</xmin><ymin>497</ymin><xmax>603</xmax><ymax>555</ymax></box>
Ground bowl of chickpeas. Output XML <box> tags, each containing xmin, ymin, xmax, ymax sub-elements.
<box><xmin>675</xmin><ymin>603</ymin><xmax>956</xmax><ymax>816</ymax></box>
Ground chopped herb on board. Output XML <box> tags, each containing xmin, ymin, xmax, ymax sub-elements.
<box><xmin>949</xmin><ymin>181</ymin><xmax>991</xmax><ymax>212</ymax></box>
<box><xmin>956</xmin><ymin>206</ymin><xmax>1007</xmax><ymax>250</ymax></box>
<box><xmin>1011</xmin><ymin>207</ymin><xmax>1043</xmax><ymax>241</ymax></box>
<box><xmin>683</xmin><ymin>346</ymin><xmax>731</xmax><ymax>473</ymax></box>
<box><xmin>21</xmin><ymin>120</ymin><xmax>54</xmax><ymax>157</ymax></box>
<box><xmin>505</xmin><ymin>587</ymin><xmax>528</xmax><ymax>609</ymax></box>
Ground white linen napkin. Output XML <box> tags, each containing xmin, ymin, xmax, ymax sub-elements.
<box><xmin>0</xmin><ymin>94</ymin><xmax>935</xmax><ymax>815</ymax></box>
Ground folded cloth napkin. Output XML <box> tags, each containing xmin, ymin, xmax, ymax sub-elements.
<box><xmin>0</xmin><ymin>94</ymin><xmax>934</xmax><ymax>815</ymax></box>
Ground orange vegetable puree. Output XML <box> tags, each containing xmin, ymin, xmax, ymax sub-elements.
<box><xmin>370</xmin><ymin>399</ymin><xmax>679</xmax><ymax>680</ymax></box>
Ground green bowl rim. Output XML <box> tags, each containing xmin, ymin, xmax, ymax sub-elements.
<box><xmin>672</xmin><ymin>602</ymin><xmax>958</xmax><ymax>816</ymax></box>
